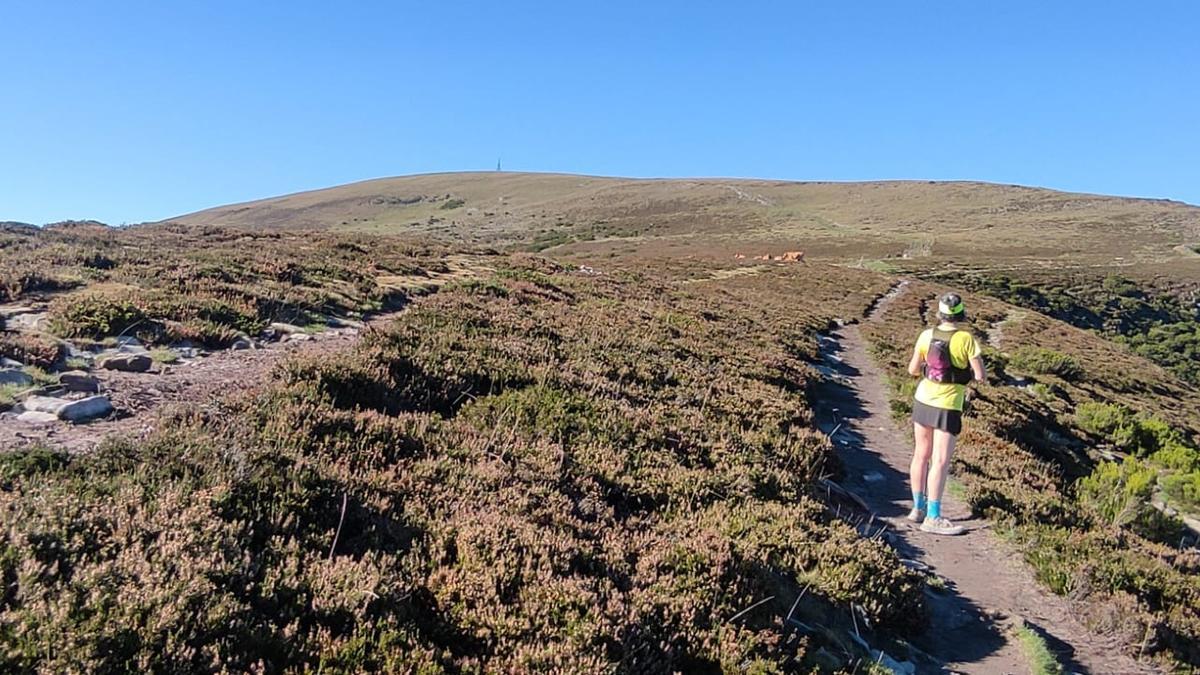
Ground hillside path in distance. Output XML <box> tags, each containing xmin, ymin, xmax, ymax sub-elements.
<box><xmin>811</xmin><ymin>282</ymin><xmax>1160</xmax><ymax>675</ymax></box>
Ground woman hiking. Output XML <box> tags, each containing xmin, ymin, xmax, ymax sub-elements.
<box><xmin>906</xmin><ymin>292</ymin><xmax>986</xmax><ymax>536</ymax></box>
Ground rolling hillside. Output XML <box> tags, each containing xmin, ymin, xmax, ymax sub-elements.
<box><xmin>166</xmin><ymin>172</ymin><xmax>1200</xmax><ymax>267</ymax></box>
<box><xmin>2</xmin><ymin>172</ymin><xmax>1199</xmax><ymax>671</ymax></box>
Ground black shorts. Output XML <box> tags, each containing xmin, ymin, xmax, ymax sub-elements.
<box><xmin>912</xmin><ymin>400</ymin><xmax>962</xmax><ymax>435</ymax></box>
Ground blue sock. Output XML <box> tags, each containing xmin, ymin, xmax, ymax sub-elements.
<box><xmin>912</xmin><ymin>492</ymin><xmax>926</xmax><ymax>510</ymax></box>
<box><xmin>928</xmin><ymin>500</ymin><xmax>942</xmax><ymax>519</ymax></box>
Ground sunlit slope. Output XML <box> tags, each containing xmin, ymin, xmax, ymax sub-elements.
<box><xmin>166</xmin><ymin>172</ymin><xmax>1200</xmax><ymax>264</ymax></box>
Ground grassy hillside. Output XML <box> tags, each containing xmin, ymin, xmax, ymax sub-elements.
<box><xmin>166</xmin><ymin>172</ymin><xmax>1200</xmax><ymax>265</ymax></box>
<box><xmin>0</xmin><ymin>258</ymin><xmax>930</xmax><ymax>672</ymax></box>
<box><xmin>3</xmin><ymin>173</ymin><xmax>1200</xmax><ymax>671</ymax></box>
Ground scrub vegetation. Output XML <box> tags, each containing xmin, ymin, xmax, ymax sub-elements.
<box><xmin>0</xmin><ymin>221</ymin><xmax>449</xmax><ymax>347</ymax></box>
<box><xmin>3</xmin><ymin>173</ymin><xmax>1200</xmax><ymax>671</ymax></box>
<box><xmin>0</xmin><ymin>255</ymin><xmax>927</xmax><ymax>672</ymax></box>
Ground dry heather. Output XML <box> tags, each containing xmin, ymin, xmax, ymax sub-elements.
<box><xmin>0</xmin><ymin>258</ymin><xmax>925</xmax><ymax>672</ymax></box>
<box><xmin>861</xmin><ymin>279</ymin><xmax>1200</xmax><ymax>670</ymax></box>
<box><xmin>0</xmin><ymin>221</ymin><xmax>449</xmax><ymax>348</ymax></box>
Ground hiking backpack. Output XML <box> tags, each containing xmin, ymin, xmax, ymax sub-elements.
<box><xmin>923</xmin><ymin>328</ymin><xmax>973</xmax><ymax>385</ymax></box>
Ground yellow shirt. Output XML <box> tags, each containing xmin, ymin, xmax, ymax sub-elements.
<box><xmin>914</xmin><ymin>325</ymin><xmax>981</xmax><ymax>412</ymax></box>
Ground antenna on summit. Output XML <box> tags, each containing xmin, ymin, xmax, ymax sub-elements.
<box><xmin>496</xmin><ymin>157</ymin><xmax>502</xmax><ymax>172</ymax></box>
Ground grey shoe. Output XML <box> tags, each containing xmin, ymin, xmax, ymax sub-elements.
<box><xmin>906</xmin><ymin>507</ymin><xmax>926</xmax><ymax>523</ymax></box>
<box><xmin>920</xmin><ymin>516</ymin><xmax>965</xmax><ymax>536</ymax></box>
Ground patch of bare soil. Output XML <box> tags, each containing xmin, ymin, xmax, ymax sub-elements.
<box><xmin>811</xmin><ymin>283</ymin><xmax>1160</xmax><ymax>674</ymax></box>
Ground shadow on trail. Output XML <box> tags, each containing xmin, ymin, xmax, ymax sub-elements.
<box><xmin>810</xmin><ymin>327</ymin><xmax>1021</xmax><ymax>674</ymax></box>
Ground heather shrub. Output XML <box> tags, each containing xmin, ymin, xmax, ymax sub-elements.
<box><xmin>0</xmin><ymin>259</ymin><xmax>921</xmax><ymax>671</ymax></box>
<box><xmin>0</xmin><ymin>332</ymin><xmax>66</xmax><ymax>368</ymax></box>
<box><xmin>1008</xmin><ymin>346</ymin><xmax>1083</xmax><ymax>380</ymax></box>
<box><xmin>48</xmin><ymin>290</ymin><xmax>146</xmax><ymax>338</ymax></box>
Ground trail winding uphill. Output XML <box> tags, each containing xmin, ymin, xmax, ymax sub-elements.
<box><xmin>812</xmin><ymin>282</ymin><xmax>1159</xmax><ymax>674</ymax></box>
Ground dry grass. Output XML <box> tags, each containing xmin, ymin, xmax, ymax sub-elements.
<box><xmin>165</xmin><ymin>172</ymin><xmax>1200</xmax><ymax>266</ymax></box>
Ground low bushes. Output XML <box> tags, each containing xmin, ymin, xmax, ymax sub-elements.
<box><xmin>0</xmin><ymin>260</ymin><xmax>921</xmax><ymax>671</ymax></box>
<box><xmin>1008</xmin><ymin>346</ymin><xmax>1083</xmax><ymax>380</ymax></box>
<box><xmin>1</xmin><ymin>224</ymin><xmax>450</xmax><ymax>347</ymax></box>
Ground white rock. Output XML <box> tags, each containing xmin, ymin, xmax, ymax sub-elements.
<box><xmin>0</xmin><ymin>357</ymin><xmax>24</xmax><ymax>368</ymax></box>
<box><xmin>16</xmin><ymin>410</ymin><xmax>58</xmax><ymax>426</ymax></box>
<box><xmin>99</xmin><ymin>353</ymin><xmax>152</xmax><ymax>372</ymax></box>
<box><xmin>0</xmin><ymin>368</ymin><xmax>33</xmax><ymax>387</ymax></box>
<box><xmin>23</xmin><ymin>395</ymin><xmax>69</xmax><ymax>415</ymax></box>
<box><xmin>60</xmin><ymin>370</ymin><xmax>100</xmax><ymax>393</ymax></box>
<box><xmin>288</xmin><ymin>333</ymin><xmax>314</xmax><ymax>342</ymax></box>
<box><xmin>57</xmin><ymin>395</ymin><xmax>113</xmax><ymax>422</ymax></box>
<box><xmin>269</xmin><ymin>322</ymin><xmax>304</xmax><ymax>334</ymax></box>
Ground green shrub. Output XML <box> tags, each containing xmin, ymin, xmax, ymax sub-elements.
<box><xmin>885</xmin><ymin>374</ymin><xmax>917</xmax><ymax>420</ymax></box>
<box><xmin>1073</xmin><ymin>402</ymin><xmax>1186</xmax><ymax>457</ymax></box>
<box><xmin>1076</xmin><ymin>457</ymin><xmax>1157</xmax><ymax>529</ymax></box>
<box><xmin>1028</xmin><ymin>382</ymin><xmax>1057</xmax><ymax>402</ymax></box>
<box><xmin>1008</xmin><ymin>346</ymin><xmax>1083</xmax><ymax>380</ymax></box>
<box><xmin>1151</xmin><ymin>444</ymin><xmax>1200</xmax><ymax>473</ymax></box>
<box><xmin>440</xmin><ymin>198</ymin><xmax>466</xmax><ymax>210</ymax></box>
<box><xmin>1015</xmin><ymin>622</ymin><xmax>1064</xmax><ymax>675</ymax></box>
<box><xmin>49</xmin><ymin>291</ymin><xmax>146</xmax><ymax>338</ymax></box>
<box><xmin>148</xmin><ymin>347</ymin><xmax>179</xmax><ymax>364</ymax></box>
<box><xmin>1162</xmin><ymin>471</ymin><xmax>1200</xmax><ymax>511</ymax></box>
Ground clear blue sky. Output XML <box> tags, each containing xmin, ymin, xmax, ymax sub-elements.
<box><xmin>2</xmin><ymin>1</ymin><xmax>1198</xmax><ymax>224</ymax></box>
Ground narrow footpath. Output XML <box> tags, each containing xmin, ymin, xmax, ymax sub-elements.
<box><xmin>812</xmin><ymin>283</ymin><xmax>1158</xmax><ymax>675</ymax></box>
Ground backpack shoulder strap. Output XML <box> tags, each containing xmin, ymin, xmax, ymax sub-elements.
<box><xmin>931</xmin><ymin>327</ymin><xmax>958</xmax><ymax>342</ymax></box>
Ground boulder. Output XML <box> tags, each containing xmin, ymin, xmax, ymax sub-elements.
<box><xmin>0</xmin><ymin>368</ymin><xmax>33</xmax><ymax>387</ymax></box>
<box><xmin>60</xmin><ymin>370</ymin><xmax>100</xmax><ymax>393</ymax></box>
<box><xmin>326</xmin><ymin>317</ymin><xmax>364</xmax><ymax>330</ymax></box>
<box><xmin>116</xmin><ymin>343</ymin><xmax>150</xmax><ymax>355</ymax></box>
<box><xmin>57</xmin><ymin>395</ymin><xmax>113</xmax><ymax>422</ymax></box>
<box><xmin>23</xmin><ymin>395</ymin><xmax>69</xmax><ymax>415</ymax></box>
<box><xmin>16</xmin><ymin>410</ymin><xmax>58</xmax><ymax>426</ymax></box>
<box><xmin>99</xmin><ymin>354</ymin><xmax>152</xmax><ymax>372</ymax></box>
<box><xmin>288</xmin><ymin>332</ymin><xmax>314</xmax><ymax>342</ymax></box>
<box><xmin>231</xmin><ymin>337</ymin><xmax>255</xmax><ymax>350</ymax></box>
<box><xmin>269</xmin><ymin>322</ymin><xmax>304</xmax><ymax>334</ymax></box>
<box><xmin>0</xmin><ymin>357</ymin><xmax>24</xmax><ymax>368</ymax></box>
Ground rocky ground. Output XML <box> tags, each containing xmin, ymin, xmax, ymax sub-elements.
<box><xmin>0</xmin><ymin>303</ymin><xmax>398</xmax><ymax>453</ymax></box>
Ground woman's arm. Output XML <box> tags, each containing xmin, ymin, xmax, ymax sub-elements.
<box><xmin>907</xmin><ymin>345</ymin><xmax>924</xmax><ymax>377</ymax></box>
<box><xmin>969</xmin><ymin>355</ymin><xmax>986</xmax><ymax>382</ymax></box>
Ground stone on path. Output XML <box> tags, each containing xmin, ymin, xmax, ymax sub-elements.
<box><xmin>99</xmin><ymin>353</ymin><xmax>152</xmax><ymax>372</ymax></box>
<box><xmin>269</xmin><ymin>322</ymin><xmax>304</xmax><ymax>335</ymax></box>
<box><xmin>57</xmin><ymin>395</ymin><xmax>114</xmax><ymax>422</ymax></box>
<box><xmin>21</xmin><ymin>394</ymin><xmax>114</xmax><ymax>422</ymax></box>
<box><xmin>16</xmin><ymin>410</ymin><xmax>58</xmax><ymax>426</ymax></box>
<box><xmin>23</xmin><ymin>395</ymin><xmax>69</xmax><ymax>415</ymax></box>
<box><xmin>60</xmin><ymin>370</ymin><xmax>100</xmax><ymax>393</ymax></box>
<box><xmin>0</xmin><ymin>368</ymin><xmax>33</xmax><ymax>387</ymax></box>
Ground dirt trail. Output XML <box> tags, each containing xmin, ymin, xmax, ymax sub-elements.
<box><xmin>813</xmin><ymin>282</ymin><xmax>1159</xmax><ymax>675</ymax></box>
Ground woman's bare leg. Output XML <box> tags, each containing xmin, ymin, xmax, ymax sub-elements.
<box><xmin>910</xmin><ymin>422</ymin><xmax>933</xmax><ymax>502</ymax></box>
<box><xmin>926</xmin><ymin>429</ymin><xmax>957</xmax><ymax>504</ymax></box>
